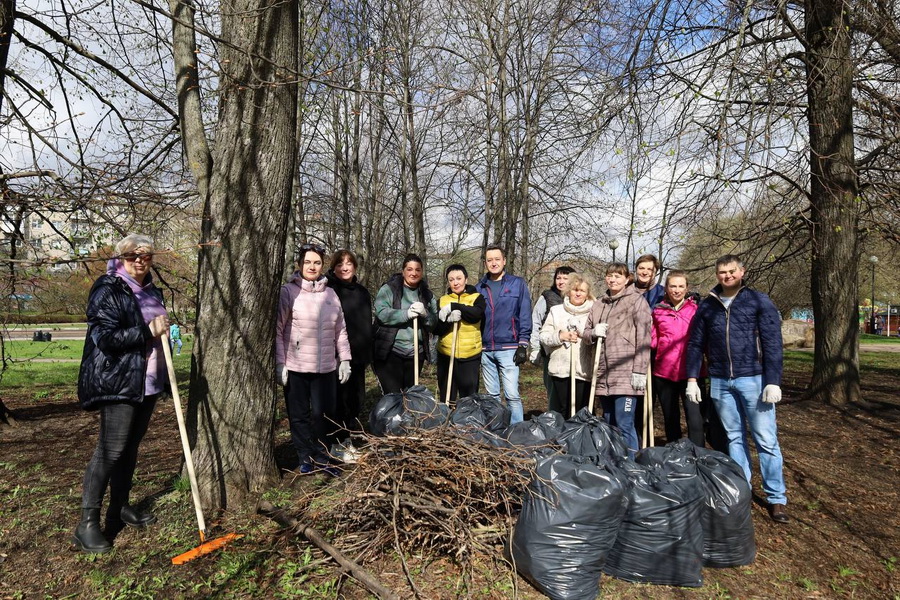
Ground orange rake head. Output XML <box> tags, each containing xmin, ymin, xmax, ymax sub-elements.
<box><xmin>171</xmin><ymin>532</ymin><xmax>243</xmax><ymax>565</ymax></box>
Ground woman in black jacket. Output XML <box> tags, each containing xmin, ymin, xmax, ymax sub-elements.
<box><xmin>325</xmin><ymin>249</ymin><xmax>373</xmax><ymax>446</ymax></box>
<box><xmin>73</xmin><ymin>234</ymin><xmax>169</xmax><ymax>553</ymax></box>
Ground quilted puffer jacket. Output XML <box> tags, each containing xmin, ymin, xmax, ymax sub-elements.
<box><xmin>77</xmin><ymin>275</ymin><xmax>158</xmax><ymax>409</ymax></box>
<box><xmin>685</xmin><ymin>285</ymin><xmax>783</xmax><ymax>385</ymax></box>
<box><xmin>276</xmin><ymin>274</ymin><xmax>351</xmax><ymax>373</ymax></box>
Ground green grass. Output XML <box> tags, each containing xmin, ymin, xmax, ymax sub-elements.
<box><xmin>0</xmin><ymin>339</ymin><xmax>192</xmax><ymax>391</ymax></box>
<box><xmin>860</xmin><ymin>333</ymin><xmax>900</xmax><ymax>344</ymax></box>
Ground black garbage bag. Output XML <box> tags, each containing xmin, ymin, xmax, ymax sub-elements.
<box><xmin>504</xmin><ymin>410</ymin><xmax>565</xmax><ymax>448</ymax></box>
<box><xmin>450</xmin><ymin>394</ymin><xmax>511</xmax><ymax>434</ymax></box>
<box><xmin>557</xmin><ymin>407</ymin><xmax>629</xmax><ymax>460</ymax></box>
<box><xmin>695</xmin><ymin>449</ymin><xmax>756</xmax><ymax>568</ymax></box>
<box><xmin>368</xmin><ymin>385</ymin><xmax>449</xmax><ymax>437</ymax></box>
<box><xmin>637</xmin><ymin>440</ymin><xmax>756</xmax><ymax>568</ymax></box>
<box><xmin>603</xmin><ymin>460</ymin><xmax>705</xmax><ymax>587</ymax></box>
<box><xmin>511</xmin><ymin>454</ymin><xmax>629</xmax><ymax>600</ymax></box>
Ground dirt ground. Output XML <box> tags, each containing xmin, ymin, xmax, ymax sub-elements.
<box><xmin>1</xmin><ymin>362</ymin><xmax>898</xmax><ymax>599</ymax></box>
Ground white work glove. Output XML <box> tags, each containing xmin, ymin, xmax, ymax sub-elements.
<box><xmin>275</xmin><ymin>363</ymin><xmax>288</xmax><ymax>387</ymax></box>
<box><xmin>338</xmin><ymin>360</ymin><xmax>352</xmax><ymax>384</ymax></box>
<box><xmin>685</xmin><ymin>381</ymin><xmax>702</xmax><ymax>404</ymax></box>
<box><xmin>763</xmin><ymin>384</ymin><xmax>782</xmax><ymax>404</ymax></box>
<box><xmin>407</xmin><ymin>301</ymin><xmax>427</xmax><ymax>319</ymax></box>
<box><xmin>631</xmin><ymin>372</ymin><xmax>646</xmax><ymax>391</ymax></box>
<box><xmin>447</xmin><ymin>310</ymin><xmax>462</xmax><ymax>322</ymax></box>
<box><xmin>438</xmin><ymin>304</ymin><xmax>452</xmax><ymax>321</ymax></box>
<box><xmin>593</xmin><ymin>322</ymin><xmax>608</xmax><ymax>339</ymax></box>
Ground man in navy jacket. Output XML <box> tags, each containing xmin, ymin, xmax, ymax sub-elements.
<box><xmin>476</xmin><ymin>245</ymin><xmax>532</xmax><ymax>424</ymax></box>
<box><xmin>685</xmin><ymin>254</ymin><xmax>789</xmax><ymax>523</ymax></box>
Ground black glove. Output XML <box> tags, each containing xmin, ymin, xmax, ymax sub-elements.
<box><xmin>514</xmin><ymin>345</ymin><xmax>528</xmax><ymax>365</ymax></box>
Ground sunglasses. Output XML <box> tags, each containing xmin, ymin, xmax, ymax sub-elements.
<box><xmin>121</xmin><ymin>252</ymin><xmax>154</xmax><ymax>263</ymax></box>
<box><xmin>299</xmin><ymin>243</ymin><xmax>326</xmax><ymax>255</ymax></box>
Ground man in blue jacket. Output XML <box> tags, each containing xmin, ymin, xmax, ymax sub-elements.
<box><xmin>476</xmin><ymin>245</ymin><xmax>532</xmax><ymax>424</ymax></box>
<box><xmin>685</xmin><ymin>254</ymin><xmax>789</xmax><ymax>523</ymax></box>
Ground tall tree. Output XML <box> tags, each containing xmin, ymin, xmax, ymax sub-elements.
<box><xmin>173</xmin><ymin>0</ymin><xmax>299</xmax><ymax>506</ymax></box>
<box><xmin>805</xmin><ymin>0</ymin><xmax>860</xmax><ymax>404</ymax></box>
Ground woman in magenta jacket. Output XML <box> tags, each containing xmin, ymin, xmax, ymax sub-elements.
<box><xmin>275</xmin><ymin>243</ymin><xmax>352</xmax><ymax>474</ymax></box>
<box><xmin>651</xmin><ymin>269</ymin><xmax>706</xmax><ymax>446</ymax></box>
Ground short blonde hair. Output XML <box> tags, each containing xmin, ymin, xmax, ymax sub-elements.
<box><xmin>115</xmin><ymin>234</ymin><xmax>154</xmax><ymax>255</ymax></box>
<box><xmin>567</xmin><ymin>273</ymin><xmax>595</xmax><ymax>300</ymax></box>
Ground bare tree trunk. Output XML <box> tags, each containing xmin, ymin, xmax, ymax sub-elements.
<box><xmin>806</xmin><ymin>0</ymin><xmax>861</xmax><ymax>406</ymax></box>
<box><xmin>178</xmin><ymin>0</ymin><xmax>298</xmax><ymax>508</ymax></box>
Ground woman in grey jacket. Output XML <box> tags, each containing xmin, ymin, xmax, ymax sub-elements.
<box><xmin>582</xmin><ymin>263</ymin><xmax>652</xmax><ymax>456</ymax></box>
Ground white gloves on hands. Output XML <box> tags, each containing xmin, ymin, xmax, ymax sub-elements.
<box><xmin>275</xmin><ymin>363</ymin><xmax>288</xmax><ymax>387</ymax></box>
<box><xmin>685</xmin><ymin>381</ymin><xmax>702</xmax><ymax>404</ymax></box>
<box><xmin>447</xmin><ymin>310</ymin><xmax>462</xmax><ymax>323</ymax></box>
<box><xmin>338</xmin><ymin>360</ymin><xmax>352</xmax><ymax>384</ymax></box>
<box><xmin>593</xmin><ymin>322</ymin><xmax>608</xmax><ymax>339</ymax></box>
<box><xmin>763</xmin><ymin>384</ymin><xmax>782</xmax><ymax>404</ymax></box>
<box><xmin>407</xmin><ymin>301</ymin><xmax>427</xmax><ymax>319</ymax></box>
<box><xmin>631</xmin><ymin>372</ymin><xmax>646</xmax><ymax>391</ymax></box>
<box><xmin>438</xmin><ymin>305</ymin><xmax>452</xmax><ymax>321</ymax></box>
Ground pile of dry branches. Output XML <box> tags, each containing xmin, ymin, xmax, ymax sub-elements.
<box><xmin>301</xmin><ymin>427</ymin><xmax>543</xmax><ymax>570</ymax></box>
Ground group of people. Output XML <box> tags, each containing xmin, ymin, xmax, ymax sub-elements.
<box><xmin>73</xmin><ymin>235</ymin><xmax>790</xmax><ymax>554</ymax></box>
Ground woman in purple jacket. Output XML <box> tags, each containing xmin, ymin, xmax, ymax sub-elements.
<box><xmin>275</xmin><ymin>243</ymin><xmax>352</xmax><ymax>475</ymax></box>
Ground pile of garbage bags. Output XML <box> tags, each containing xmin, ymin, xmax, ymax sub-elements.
<box><xmin>368</xmin><ymin>391</ymin><xmax>755</xmax><ymax>598</ymax></box>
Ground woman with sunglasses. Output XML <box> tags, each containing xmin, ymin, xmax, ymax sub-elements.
<box><xmin>73</xmin><ymin>234</ymin><xmax>170</xmax><ymax>553</ymax></box>
<box><xmin>372</xmin><ymin>253</ymin><xmax>439</xmax><ymax>393</ymax></box>
<box><xmin>275</xmin><ymin>243</ymin><xmax>352</xmax><ymax>475</ymax></box>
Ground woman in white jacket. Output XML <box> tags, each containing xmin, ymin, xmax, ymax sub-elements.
<box><xmin>539</xmin><ymin>274</ymin><xmax>595</xmax><ymax>416</ymax></box>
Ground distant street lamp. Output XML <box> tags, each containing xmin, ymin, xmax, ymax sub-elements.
<box><xmin>870</xmin><ymin>255</ymin><xmax>879</xmax><ymax>335</ymax></box>
<box><xmin>609</xmin><ymin>239</ymin><xmax>620</xmax><ymax>263</ymax></box>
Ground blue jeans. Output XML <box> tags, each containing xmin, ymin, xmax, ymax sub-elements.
<box><xmin>600</xmin><ymin>395</ymin><xmax>639</xmax><ymax>457</ymax></box>
<box><xmin>710</xmin><ymin>375</ymin><xmax>787</xmax><ymax>505</ymax></box>
<box><xmin>481</xmin><ymin>350</ymin><xmax>523</xmax><ymax>424</ymax></box>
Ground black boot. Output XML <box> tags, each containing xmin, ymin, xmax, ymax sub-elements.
<box><xmin>72</xmin><ymin>508</ymin><xmax>112</xmax><ymax>554</ymax></box>
<box><xmin>120</xmin><ymin>504</ymin><xmax>156</xmax><ymax>527</ymax></box>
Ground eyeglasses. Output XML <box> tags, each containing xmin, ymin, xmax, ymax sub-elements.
<box><xmin>122</xmin><ymin>252</ymin><xmax>154</xmax><ymax>263</ymax></box>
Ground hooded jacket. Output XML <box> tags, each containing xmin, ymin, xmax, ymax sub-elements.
<box><xmin>685</xmin><ymin>284</ymin><xmax>783</xmax><ymax>385</ymax></box>
<box><xmin>77</xmin><ymin>274</ymin><xmax>159</xmax><ymax>409</ymax></box>
<box><xmin>582</xmin><ymin>284</ymin><xmax>651</xmax><ymax>396</ymax></box>
<box><xmin>325</xmin><ymin>270</ymin><xmax>373</xmax><ymax>365</ymax></box>
<box><xmin>651</xmin><ymin>296</ymin><xmax>700</xmax><ymax>381</ymax></box>
<box><xmin>276</xmin><ymin>274</ymin><xmax>351</xmax><ymax>373</ymax></box>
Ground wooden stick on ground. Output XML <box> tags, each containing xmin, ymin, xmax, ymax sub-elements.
<box><xmin>257</xmin><ymin>500</ymin><xmax>399</xmax><ymax>600</ymax></box>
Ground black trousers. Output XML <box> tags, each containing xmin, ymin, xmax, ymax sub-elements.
<box><xmin>81</xmin><ymin>395</ymin><xmax>159</xmax><ymax>510</ymax></box>
<box><xmin>436</xmin><ymin>353</ymin><xmax>481</xmax><ymax>408</ymax></box>
<box><xmin>284</xmin><ymin>371</ymin><xmax>336</xmax><ymax>465</ymax></box>
<box><xmin>655</xmin><ymin>377</ymin><xmax>706</xmax><ymax>446</ymax></box>
<box><xmin>373</xmin><ymin>353</ymin><xmax>422</xmax><ymax>395</ymax></box>
<box><xmin>334</xmin><ymin>361</ymin><xmax>367</xmax><ymax>441</ymax></box>
<box><xmin>549</xmin><ymin>376</ymin><xmax>592</xmax><ymax>417</ymax></box>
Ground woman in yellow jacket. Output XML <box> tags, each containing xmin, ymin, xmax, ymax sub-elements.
<box><xmin>435</xmin><ymin>264</ymin><xmax>486</xmax><ymax>407</ymax></box>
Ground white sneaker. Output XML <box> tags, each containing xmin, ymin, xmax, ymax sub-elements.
<box><xmin>341</xmin><ymin>442</ymin><xmax>361</xmax><ymax>464</ymax></box>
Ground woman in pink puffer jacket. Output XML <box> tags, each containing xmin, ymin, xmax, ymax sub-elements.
<box><xmin>651</xmin><ymin>269</ymin><xmax>706</xmax><ymax>446</ymax></box>
<box><xmin>275</xmin><ymin>243</ymin><xmax>352</xmax><ymax>475</ymax></box>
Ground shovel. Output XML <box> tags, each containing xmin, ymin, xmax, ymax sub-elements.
<box><xmin>643</xmin><ymin>367</ymin><xmax>655</xmax><ymax>448</ymax></box>
<box><xmin>161</xmin><ymin>333</ymin><xmax>242</xmax><ymax>564</ymax></box>
<box><xmin>568</xmin><ymin>324</ymin><xmax>578</xmax><ymax>418</ymax></box>
<box><xmin>445</xmin><ymin>321</ymin><xmax>459</xmax><ymax>406</ymax></box>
